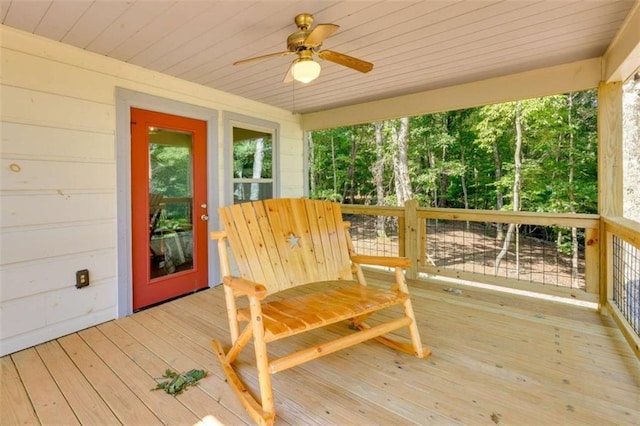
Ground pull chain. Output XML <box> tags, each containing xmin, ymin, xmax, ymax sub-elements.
<box><xmin>291</xmin><ymin>80</ymin><xmax>296</xmax><ymax>114</ymax></box>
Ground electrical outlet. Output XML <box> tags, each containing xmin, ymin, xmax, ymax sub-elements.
<box><xmin>76</xmin><ymin>269</ymin><xmax>90</xmax><ymax>288</ymax></box>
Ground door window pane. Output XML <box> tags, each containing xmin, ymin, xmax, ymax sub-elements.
<box><xmin>148</xmin><ymin>127</ymin><xmax>194</xmax><ymax>278</ymax></box>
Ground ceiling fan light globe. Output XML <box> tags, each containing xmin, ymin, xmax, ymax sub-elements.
<box><xmin>292</xmin><ymin>59</ymin><xmax>321</xmax><ymax>83</ymax></box>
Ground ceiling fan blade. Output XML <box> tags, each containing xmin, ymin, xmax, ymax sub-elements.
<box><xmin>304</xmin><ymin>23</ymin><xmax>339</xmax><ymax>47</ymax></box>
<box><xmin>318</xmin><ymin>50</ymin><xmax>373</xmax><ymax>73</ymax></box>
<box><xmin>233</xmin><ymin>51</ymin><xmax>295</xmax><ymax>66</ymax></box>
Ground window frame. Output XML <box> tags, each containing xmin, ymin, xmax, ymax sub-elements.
<box><xmin>223</xmin><ymin>112</ymin><xmax>280</xmax><ymax>205</ymax></box>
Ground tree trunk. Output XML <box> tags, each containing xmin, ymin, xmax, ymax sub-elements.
<box><xmin>250</xmin><ymin>138</ymin><xmax>264</xmax><ymax>200</ymax></box>
<box><xmin>461</xmin><ymin>146</ymin><xmax>469</xmax><ymax>210</ymax></box>
<box><xmin>495</xmin><ymin>102</ymin><xmax>522</xmax><ymax>275</ymax></box>
<box><xmin>461</xmin><ymin>146</ymin><xmax>470</xmax><ymax>229</ymax></box>
<box><xmin>391</xmin><ymin>117</ymin><xmax>413</xmax><ymax>206</ymax></box>
<box><xmin>330</xmin><ymin>135</ymin><xmax>338</xmax><ymax>197</ymax></box>
<box><xmin>308</xmin><ymin>132</ymin><xmax>316</xmax><ymax>197</ymax></box>
<box><xmin>428</xmin><ymin>148</ymin><xmax>437</xmax><ymax>206</ymax></box>
<box><xmin>439</xmin><ymin>145</ymin><xmax>448</xmax><ymax>207</ymax></box>
<box><xmin>473</xmin><ymin>166</ymin><xmax>479</xmax><ymax>210</ymax></box>
<box><xmin>493</xmin><ymin>140</ymin><xmax>504</xmax><ymax>240</ymax></box>
<box><xmin>373</xmin><ymin>122</ymin><xmax>386</xmax><ymax>237</ymax></box>
<box><xmin>343</xmin><ymin>131</ymin><xmax>358</xmax><ymax>203</ymax></box>
<box><xmin>567</xmin><ymin>93</ymin><xmax>579</xmax><ymax>287</ymax></box>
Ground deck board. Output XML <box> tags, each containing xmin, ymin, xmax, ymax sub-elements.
<box><xmin>111</xmin><ymin>316</ymin><xmax>247</xmax><ymax>425</ymax></box>
<box><xmin>129</xmin><ymin>310</ymin><xmax>255</xmax><ymax>424</ymax></box>
<box><xmin>0</xmin><ymin>355</ymin><xmax>40</xmax><ymax>425</ymax></box>
<box><xmin>2</xmin><ymin>271</ymin><xmax>639</xmax><ymax>425</ymax></box>
<box><xmin>35</xmin><ymin>340</ymin><xmax>121</xmax><ymax>424</ymax></box>
<box><xmin>77</xmin><ymin>326</ymin><xmax>200</xmax><ymax>425</ymax></box>
<box><xmin>57</xmin><ymin>333</ymin><xmax>163</xmax><ymax>425</ymax></box>
<box><xmin>11</xmin><ymin>347</ymin><xmax>80</xmax><ymax>425</ymax></box>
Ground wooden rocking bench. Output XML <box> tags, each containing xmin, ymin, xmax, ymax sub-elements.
<box><xmin>211</xmin><ymin>198</ymin><xmax>431</xmax><ymax>425</ymax></box>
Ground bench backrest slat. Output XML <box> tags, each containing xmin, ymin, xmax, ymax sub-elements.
<box><xmin>220</xmin><ymin>198</ymin><xmax>353</xmax><ymax>295</ymax></box>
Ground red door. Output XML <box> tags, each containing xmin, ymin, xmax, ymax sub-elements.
<box><xmin>131</xmin><ymin>108</ymin><xmax>209</xmax><ymax>310</ymax></box>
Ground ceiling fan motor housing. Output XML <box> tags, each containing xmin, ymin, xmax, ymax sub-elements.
<box><xmin>288</xmin><ymin>14</ymin><xmax>317</xmax><ymax>51</ymax></box>
<box><xmin>294</xmin><ymin>13</ymin><xmax>314</xmax><ymax>30</ymax></box>
<box><xmin>287</xmin><ymin>30</ymin><xmax>315</xmax><ymax>51</ymax></box>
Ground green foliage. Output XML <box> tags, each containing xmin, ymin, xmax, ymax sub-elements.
<box><xmin>150</xmin><ymin>144</ymin><xmax>191</xmax><ymax>197</ymax></box>
<box><xmin>310</xmin><ymin>126</ymin><xmax>376</xmax><ymax>201</ymax></box>
<box><xmin>309</xmin><ymin>89</ymin><xmax>598</xmax><ymax>217</ymax></box>
<box><xmin>310</xmin><ymin>189</ymin><xmax>343</xmax><ymax>202</ymax></box>
<box><xmin>153</xmin><ymin>369</ymin><xmax>207</xmax><ymax>395</ymax></box>
<box><xmin>156</xmin><ymin>216</ymin><xmax>191</xmax><ymax>232</ymax></box>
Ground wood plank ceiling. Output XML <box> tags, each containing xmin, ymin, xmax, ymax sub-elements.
<box><xmin>1</xmin><ymin>1</ymin><xmax>636</xmax><ymax>114</ymax></box>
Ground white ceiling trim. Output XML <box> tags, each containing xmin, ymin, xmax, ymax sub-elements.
<box><xmin>603</xmin><ymin>1</ymin><xmax>640</xmax><ymax>82</ymax></box>
<box><xmin>302</xmin><ymin>58</ymin><xmax>602</xmax><ymax>131</ymax></box>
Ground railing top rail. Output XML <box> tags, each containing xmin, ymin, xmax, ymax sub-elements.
<box><xmin>340</xmin><ymin>204</ymin><xmax>405</xmax><ymax>217</ymax></box>
<box><xmin>416</xmin><ymin>207</ymin><xmax>600</xmax><ymax>229</ymax></box>
<box><xmin>338</xmin><ymin>203</ymin><xmax>602</xmax><ymax>228</ymax></box>
<box><xmin>603</xmin><ymin>216</ymin><xmax>640</xmax><ymax>248</ymax></box>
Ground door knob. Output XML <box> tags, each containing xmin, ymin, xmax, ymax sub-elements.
<box><xmin>201</xmin><ymin>214</ymin><xmax>209</xmax><ymax>221</ymax></box>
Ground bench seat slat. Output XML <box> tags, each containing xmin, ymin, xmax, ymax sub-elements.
<box><xmin>238</xmin><ymin>284</ymin><xmax>408</xmax><ymax>342</ymax></box>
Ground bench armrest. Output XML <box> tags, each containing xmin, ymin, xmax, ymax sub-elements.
<box><xmin>350</xmin><ymin>255</ymin><xmax>411</xmax><ymax>268</ymax></box>
<box><xmin>223</xmin><ymin>276</ymin><xmax>268</xmax><ymax>300</ymax></box>
<box><xmin>210</xmin><ymin>230</ymin><xmax>227</xmax><ymax>240</ymax></box>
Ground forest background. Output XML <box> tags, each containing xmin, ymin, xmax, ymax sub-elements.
<box><xmin>308</xmin><ymin>90</ymin><xmax>599</xmax><ymax>216</ymax></box>
<box><xmin>307</xmin><ymin>81</ymin><xmax>639</xmax><ymax>289</ymax></box>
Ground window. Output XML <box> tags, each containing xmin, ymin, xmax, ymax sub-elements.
<box><xmin>224</xmin><ymin>112</ymin><xmax>279</xmax><ymax>204</ymax></box>
<box><xmin>233</xmin><ymin>127</ymin><xmax>273</xmax><ymax>202</ymax></box>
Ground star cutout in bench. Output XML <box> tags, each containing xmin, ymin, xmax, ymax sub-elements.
<box><xmin>287</xmin><ymin>234</ymin><xmax>301</xmax><ymax>248</ymax></box>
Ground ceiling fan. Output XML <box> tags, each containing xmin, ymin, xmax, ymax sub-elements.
<box><xmin>233</xmin><ymin>13</ymin><xmax>373</xmax><ymax>84</ymax></box>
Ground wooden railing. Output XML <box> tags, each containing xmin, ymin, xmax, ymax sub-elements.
<box><xmin>602</xmin><ymin>217</ymin><xmax>640</xmax><ymax>358</ymax></box>
<box><xmin>343</xmin><ymin>201</ymin><xmax>599</xmax><ymax>292</ymax></box>
<box><xmin>342</xmin><ymin>200</ymin><xmax>640</xmax><ymax>358</ymax></box>
<box><xmin>417</xmin><ymin>205</ymin><xmax>600</xmax><ymax>296</ymax></box>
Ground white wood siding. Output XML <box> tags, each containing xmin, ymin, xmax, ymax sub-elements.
<box><xmin>0</xmin><ymin>25</ymin><xmax>303</xmax><ymax>356</ymax></box>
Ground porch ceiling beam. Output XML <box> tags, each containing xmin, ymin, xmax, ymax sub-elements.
<box><xmin>301</xmin><ymin>58</ymin><xmax>601</xmax><ymax>131</ymax></box>
<box><xmin>602</xmin><ymin>0</ymin><xmax>640</xmax><ymax>83</ymax></box>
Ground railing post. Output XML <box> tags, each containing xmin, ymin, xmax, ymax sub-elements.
<box><xmin>601</xmin><ymin>227</ymin><xmax>615</xmax><ymax>315</ymax></box>
<box><xmin>404</xmin><ymin>199</ymin><xmax>419</xmax><ymax>280</ymax></box>
<box><xmin>584</xmin><ymin>226</ymin><xmax>600</xmax><ymax>295</ymax></box>
<box><xmin>598</xmin><ymin>81</ymin><xmax>623</xmax><ymax>315</ymax></box>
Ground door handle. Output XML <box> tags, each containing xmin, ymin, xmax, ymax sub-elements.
<box><xmin>201</xmin><ymin>214</ymin><xmax>209</xmax><ymax>221</ymax></box>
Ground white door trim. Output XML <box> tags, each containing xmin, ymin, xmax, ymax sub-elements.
<box><xmin>115</xmin><ymin>88</ymin><xmax>219</xmax><ymax>317</ymax></box>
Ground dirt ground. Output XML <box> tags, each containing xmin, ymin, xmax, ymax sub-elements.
<box><xmin>344</xmin><ymin>215</ymin><xmax>585</xmax><ymax>289</ymax></box>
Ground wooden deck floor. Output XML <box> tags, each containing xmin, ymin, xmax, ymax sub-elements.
<box><xmin>3</xmin><ymin>271</ymin><xmax>639</xmax><ymax>425</ymax></box>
